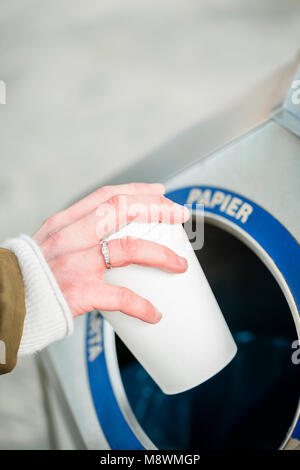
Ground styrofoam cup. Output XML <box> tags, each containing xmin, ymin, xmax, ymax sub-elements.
<box><xmin>102</xmin><ymin>222</ymin><xmax>237</xmax><ymax>394</ymax></box>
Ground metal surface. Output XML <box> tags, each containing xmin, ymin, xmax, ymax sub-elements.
<box><xmin>103</xmin><ymin>321</ymin><xmax>156</xmax><ymax>450</ymax></box>
<box><xmin>166</xmin><ymin>121</ymin><xmax>300</xmax><ymax>240</ymax></box>
<box><xmin>99</xmin><ymin>56</ymin><xmax>299</xmax><ymax>188</ymax></box>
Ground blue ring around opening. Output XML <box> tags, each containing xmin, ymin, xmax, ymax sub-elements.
<box><xmin>86</xmin><ymin>185</ymin><xmax>300</xmax><ymax>447</ymax></box>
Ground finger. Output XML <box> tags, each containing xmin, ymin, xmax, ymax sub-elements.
<box><xmin>41</xmin><ymin>194</ymin><xmax>190</xmax><ymax>259</ymax></box>
<box><xmin>107</xmin><ymin>237</ymin><xmax>188</xmax><ymax>273</ymax></box>
<box><xmin>56</xmin><ymin>183</ymin><xmax>166</xmax><ymax>227</ymax></box>
<box><xmin>117</xmin><ymin>193</ymin><xmax>190</xmax><ymax>225</ymax></box>
<box><xmin>94</xmin><ymin>193</ymin><xmax>190</xmax><ymax>237</ymax></box>
<box><xmin>95</xmin><ymin>283</ymin><xmax>162</xmax><ymax>324</ymax></box>
<box><xmin>35</xmin><ymin>182</ymin><xmax>165</xmax><ymax>242</ymax></box>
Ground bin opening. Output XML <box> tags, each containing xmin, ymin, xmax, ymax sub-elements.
<box><xmin>116</xmin><ymin>220</ymin><xmax>299</xmax><ymax>450</ymax></box>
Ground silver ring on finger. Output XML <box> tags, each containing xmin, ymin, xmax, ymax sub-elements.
<box><xmin>99</xmin><ymin>240</ymin><xmax>111</xmax><ymax>269</ymax></box>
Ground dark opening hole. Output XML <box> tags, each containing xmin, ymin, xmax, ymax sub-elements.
<box><xmin>116</xmin><ymin>221</ymin><xmax>299</xmax><ymax>449</ymax></box>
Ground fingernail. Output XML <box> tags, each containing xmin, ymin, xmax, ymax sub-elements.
<box><xmin>154</xmin><ymin>308</ymin><xmax>163</xmax><ymax>322</ymax></box>
<box><xmin>183</xmin><ymin>205</ymin><xmax>191</xmax><ymax>220</ymax></box>
<box><xmin>151</xmin><ymin>183</ymin><xmax>165</xmax><ymax>194</ymax></box>
<box><xmin>179</xmin><ymin>256</ymin><xmax>187</xmax><ymax>268</ymax></box>
<box><xmin>173</xmin><ymin>203</ymin><xmax>190</xmax><ymax>220</ymax></box>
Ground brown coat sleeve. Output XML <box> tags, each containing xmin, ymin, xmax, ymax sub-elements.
<box><xmin>0</xmin><ymin>248</ymin><xmax>26</xmax><ymax>374</ymax></box>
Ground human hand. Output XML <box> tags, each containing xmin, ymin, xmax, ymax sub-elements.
<box><xmin>33</xmin><ymin>183</ymin><xmax>190</xmax><ymax>323</ymax></box>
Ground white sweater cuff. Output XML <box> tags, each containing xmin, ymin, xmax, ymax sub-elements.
<box><xmin>2</xmin><ymin>234</ymin><xmax>74</xmax><ymax>355</ymax></box>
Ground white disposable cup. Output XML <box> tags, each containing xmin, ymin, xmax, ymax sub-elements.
<box><xmin>102</xmin><ymin>222</ymin><xmax>237</xmax><ymax>394</ymax></box>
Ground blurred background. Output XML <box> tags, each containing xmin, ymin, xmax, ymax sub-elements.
<box><xmin>0</xmin><ymin>0</ymin><xmax>300</xmax><ymax>240</ymax></box>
